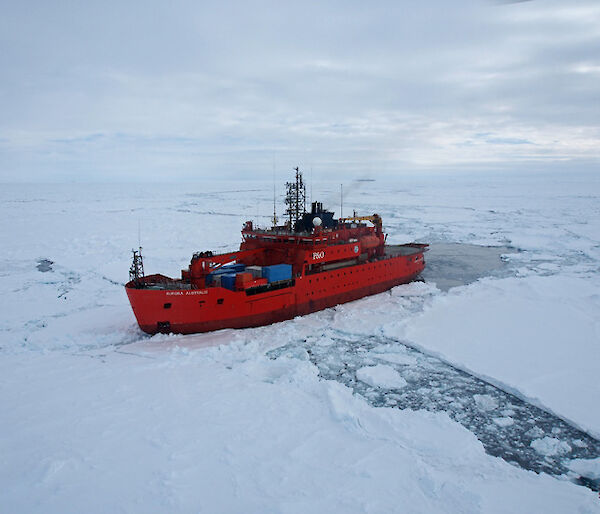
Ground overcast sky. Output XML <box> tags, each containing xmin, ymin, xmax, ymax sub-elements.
<box><xmin>1</xmin><ymin>0</ymin><xmax>599</xmax><ymax>181</ymax></box>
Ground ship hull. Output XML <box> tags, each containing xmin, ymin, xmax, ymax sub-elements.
<box><xmin>126</xmin><ymin>246</ymin><xmax>426</xmax><ymax>335</ymax></box>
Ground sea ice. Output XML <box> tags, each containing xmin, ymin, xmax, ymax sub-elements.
<box><xmin>474</xmin><ymin>394</ymin><xmax>499</xmax><ymax>412</ymax></box>
<box><xmin>531</xmin><ymin>437</ymin><xmax>573</xmax><ymax>457</ymax></box>
<box><xmin>493</xmin><ymin>417</ymin><xmax>515</xmax><ymax>427</ymax></box>
<box><xmin>2</xmin><ymin>172</ymin><xmax>600</xmax><ymax>511</ymax></box>
<box><xmin>568</xmin><ymin>457</ymin><xmax>600</xmax><ymax>479</ymax></box>
<box><xmin>402</xmin><ymin>274</ymin><xmax>600</xmax><ymax>435</ymax></box>
<box><xmin>356</xmin><ymin>364</ymin><xmax>408</xmax><ymax>389</ymax></box>
<box><xmin>369</xmin><ymin>350</ymin><xmax>418</xmax><ymax>366</ymax></box>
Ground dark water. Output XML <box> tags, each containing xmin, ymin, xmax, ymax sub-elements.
<box><xmin>421</xmin><ymin>243</ymin><xmax>514</xmax><ymax>291</ymax></box>
<box><xmin>36</xmin><ymin>258</ymin><xmax>54</xmax><ymax>273</ymax></box>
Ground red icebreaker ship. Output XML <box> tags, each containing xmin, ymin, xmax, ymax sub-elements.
<box><xmin>126</xmin><ymin>169</ymin><xmax>428</xmax><ymax>334</ymax></box>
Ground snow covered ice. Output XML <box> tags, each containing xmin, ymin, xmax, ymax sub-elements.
<box><xmin>271</xmin><ymin>329</ymin><xmax>600</xmax><ymax>482</ymax></box>
<box><xmin>2</xmin><ymin>172</ymin><xmax>600</xmax><ymax>512</ymax></box>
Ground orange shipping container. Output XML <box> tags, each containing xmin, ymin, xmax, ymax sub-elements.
<box><xmin>235</xmin><ymin>272</ymin><xmax>253</xmax><ymax>286</ymax></box>
<box><xmin>243</xmin><ymin>278</ymin><xmax>268</xmax><ymax>289</ymax></box>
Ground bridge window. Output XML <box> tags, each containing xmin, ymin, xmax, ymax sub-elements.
<box><xmin>217</xmin><ymin>298</ymin><xmax>224</xmax><ymax>305</ymax></box>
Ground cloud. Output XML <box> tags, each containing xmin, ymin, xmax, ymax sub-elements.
<box><xmin>0</xmin><ymin>0</ymin><xmax>599</xmax><ymax>181</ymax></box>
<box><xmin>484</xmin><ymin>137</ymin><xmax>532</xmax><ymax>145</ymax></box>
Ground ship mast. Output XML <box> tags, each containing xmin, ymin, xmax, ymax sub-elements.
<box><xmin>284</xmin><ymin>167</ymin><xmax>306</xmax><ymax>228</ymax></box>
<box><xmin>272</xmin><ymin>181</ymin><xmax>278</xmax><ymax>227</ymax></box>
<box><xmin>271</xmin><ymin>157</ymin><xmax>278</xmax><ymax>227</ymax></box>
<box><xmin>129</xmin><ymin>247</ymin><xmax>145</xmax><ymax>284</ymax></box>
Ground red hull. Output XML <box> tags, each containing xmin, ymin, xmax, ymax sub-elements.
<box><xmin>126</xmin><ymin>247</ymin><xmax>425</xmax><ymax>335</ymax></box>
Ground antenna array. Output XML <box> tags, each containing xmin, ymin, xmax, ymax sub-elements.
<box><xmin>284</xmin><ymin>167</ymin><xmax>306</xmax><ymax>228</ymax></box>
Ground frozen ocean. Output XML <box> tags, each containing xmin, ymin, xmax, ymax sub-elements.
<box><xmin>1</xmin><ymin>170</ymin><xmax>600</xmax><ymax>513</ymax></box>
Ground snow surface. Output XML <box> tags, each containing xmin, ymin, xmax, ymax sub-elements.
<box><xmin>1</xmin><ymin>172</ymin><xmax>600</xmax><ymax>512</ymax></box>
<box><xmin>401</xmin><ymin>274</ymin><xmax>600</xmax><ymax>436</ymax></box>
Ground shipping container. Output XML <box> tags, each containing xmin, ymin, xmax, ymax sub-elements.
<box><xmin>243</xmin><ymin>278</ymin><xmax>268</xmax><ymax>289</ymax></box>
<box><xmin>235</xmin><ymin>272</ymin><xmax>253</xmax><ymax>288</ymax></box>
<box><xmin>206</xmin><ymin>263</ymin><xmax>245</xmax><ymax>285</ymax></box>
<box><xmin>262</xmin><ymin>263</ymin><xmax>292</xmax><ymax>283</ymax></box>
<box><xmin>220</xmin><ymin>273</ymin><xmax>237</xmax><ymax>291</ymax></box>
<box><xmin>246</xmin><ymin>265</ymin><xmax>263</xmax><ymax>279</ymax></box>
<box><xmin>216</xmin><ymin>263</ymin><xmax>245</xmax><ymax>274</ymax></box>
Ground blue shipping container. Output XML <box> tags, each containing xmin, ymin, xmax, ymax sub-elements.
<box><xmin>262</xmin><ymin>264</ymin><xmax>292</xmax><ymax>283</ymax></box>
<box><xmin>215</xmin><ymin>263</ymin><xmax>245</xmax><ymax>274</ymax></box>
<box><xmin>206</xmin><ymin>264</ymin><xmax>245</xmax><ymax>285</ymax></box>
<box><xmin>220</xmin><ymin>273</ymin><xmax>237</xmax><ymax>290</ymax></box>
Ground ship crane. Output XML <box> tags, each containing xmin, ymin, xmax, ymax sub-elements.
<box><xmin>188</xmin><ymin>247</ymin><xmax>266</xmax><ymax>286</ymax></box>
<box><xmin>338</xmin><ymin>214</ymin><xmax>383</xmax><ymax>235</ymax></box>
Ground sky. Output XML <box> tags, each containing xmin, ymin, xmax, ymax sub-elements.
<box><xmin>0</xmin><ymin>0</ymin><xmax>599</xmax><ymax>181</ymax></box>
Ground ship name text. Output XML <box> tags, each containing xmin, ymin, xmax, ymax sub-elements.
<box><xmin>166</xmin><ymin>290</ymin><xmax>208</xmax><ymax>296</ymax></box>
